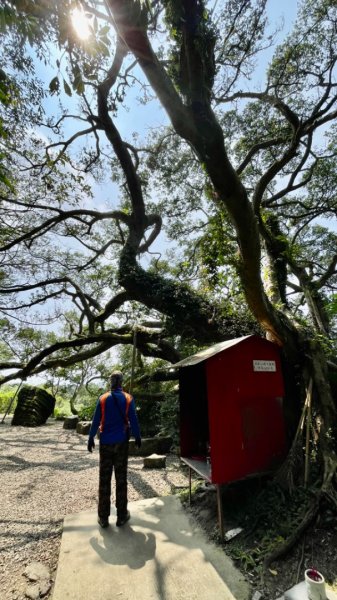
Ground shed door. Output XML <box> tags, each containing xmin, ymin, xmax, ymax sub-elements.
<box><xmin>179</xmin><ymin>363</ymin><xmax>209</xmax><ymax>457</ymax></box>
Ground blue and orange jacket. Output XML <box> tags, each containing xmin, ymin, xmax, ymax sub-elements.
<box><xmin>89</xmin><ymin>387</ymin><xmax>141</xmax><ymax>444</ymax></box>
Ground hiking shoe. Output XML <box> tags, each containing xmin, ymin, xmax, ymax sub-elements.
<box><xmin>116</xmin><ymin>510</ymin><xmax>130</xmax><ymax>527</ymax></box>
<box><xmin>97</xmin><ymin>517</ymin><xmax>109</xmax><ymax>528</ymax></box>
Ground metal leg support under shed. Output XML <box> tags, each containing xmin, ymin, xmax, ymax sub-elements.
<box><xmin>216</xmin><ymin>484</ymin><xmax>224</xmax><ymax>541</ymax></box>
<box><xmin>185</xmin><ymin>462</ymin><xmax>224</xmax><ymax>541</ymax></box>
<box><xmin>188</xmin><ymin>466</ymin><xmax>192</xmax><ymax>505</ymax></box>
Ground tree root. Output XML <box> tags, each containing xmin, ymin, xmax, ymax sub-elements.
<box><xmin>263</xmin><ymin>496</ymin><xmax>320</xmax><ymax>569</ymax></box>
<box><xmin>264</xmin><ymin>448</ymin><xmax>337</xmax><ymax>569</ymax></box>
<box><xmin>275</xmin><ymin>441</ymin><xmax>304</xmax><ymax>492</ymax></box>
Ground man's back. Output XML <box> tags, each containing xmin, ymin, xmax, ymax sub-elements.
<box><xmin>99</xmin><ymin>390</ymin><xmax>129</xmax><ymax>443</ymax></box>
<box><xmin>89</xmin><ymin>386</ymin><xmax>140</xmax><ymax>445</ymax></box>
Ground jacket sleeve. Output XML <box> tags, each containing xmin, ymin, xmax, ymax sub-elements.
<box><xmin>128</xmin><ymin>398</ymin><xmax>141</xmax><ymax>439</ymax></box>
<box><xmin>88</xmin><ymin>399</ymin><xmax>101</xmax><ymax>438</ymax></box>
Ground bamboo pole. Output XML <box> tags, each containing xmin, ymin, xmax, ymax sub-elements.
<box><xmin>1</xmin><ymin>381</ymin><xmax>23</xmax><ymax>424</ymax></box>
<box><xmin>304</xmin><ymin>378</ymin><xmax>313</xmax><ymax>487</ymax></box>
<box><xmin>129</xmin><ymin>326</ymin><xmax>137</xmax><ymax>395</ymax></box>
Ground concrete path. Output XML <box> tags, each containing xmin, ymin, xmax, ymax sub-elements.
<box><xmin>52</xmin><ymin>496</ymin><xmax>250</xmax><ymax>600</ymax></box>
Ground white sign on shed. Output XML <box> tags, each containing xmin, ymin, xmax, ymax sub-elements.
<box><xmin>253</xmin><ymin>360</ymin><xmax>276</xmax><ymax>372</ymax></box>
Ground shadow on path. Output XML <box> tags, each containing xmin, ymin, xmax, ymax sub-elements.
<box><xmin>90</xmin><ymin>525</ymin><xmax>156</xmax><ymax>569</ymax></box>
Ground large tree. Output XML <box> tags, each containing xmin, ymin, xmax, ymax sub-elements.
<box><xmin>1</xmin><ymin>0</ymin><xmax>337</xmax><ymax>524</ymax></box>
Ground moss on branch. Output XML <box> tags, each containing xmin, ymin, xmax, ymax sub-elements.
<box><xmin>119</xmin><ymin>244</ymin><xmax>257</xmax><ymax>343</ymax></box>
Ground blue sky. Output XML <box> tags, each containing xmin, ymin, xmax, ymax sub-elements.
<box><xmin>31</xmin><ymin>0</ymin><xmax>302</xmax><ymax>255</ymax></box>
<box><xmin>33</xmin><ymin>0</ymin><xmax>300</xmax><ymax>146</ymax></box>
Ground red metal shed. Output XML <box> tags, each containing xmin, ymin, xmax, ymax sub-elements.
<box><xmin>177</xmin><ymin>334</ymin><xmax>287</xmax><ymax>485</ymax></box>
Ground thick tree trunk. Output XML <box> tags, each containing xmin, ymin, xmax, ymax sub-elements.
<box><xmin>69</xmin><ymin>387</ymin><xmax>79</xmax><ymax>416</ymax></box>
<box><xmin>107</xmin><ymin>0</ymin><xmax>337</xmax><ymax>498</ymax></box>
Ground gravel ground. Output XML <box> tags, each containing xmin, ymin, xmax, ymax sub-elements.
<box><xmin>0</xmin><ymin>418</ymin><xmax>190</xmax><ymax>600</ymax></box>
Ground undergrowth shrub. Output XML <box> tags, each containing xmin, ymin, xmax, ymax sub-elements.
<box><xmin>222</xmin><ymin>480</ymin><xmax>312</xmax><ymax>574</ymax></box>
<box><xmin>0</xmin><ymin>386</ymin><xmax>18</xmax><ymax>414</ymax></box>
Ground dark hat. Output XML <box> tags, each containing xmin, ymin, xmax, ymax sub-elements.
<box><xmin>110</xmin><ymin>370</ymin><xmax>123</xmax><ymax>389</ymax></box>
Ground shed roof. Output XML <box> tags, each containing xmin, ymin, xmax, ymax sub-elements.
<box><xmin>174</xmin><ymin>335</ymin><xmax>255</xmax><ymax>368</ymax></box>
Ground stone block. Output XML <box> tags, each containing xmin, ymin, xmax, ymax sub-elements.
<box><xmin>24</xmin><ymin>562</ymin><xmax>50</xmax><ymax>582</ymax></box>
<box><xmin>76</xmin><ymin>421</ymin><xmax>92</xmax><ymax>435</ymax></box>
<box><xmin>128</xmin><ymin>436</ymin><xmax>172</xmax><ymax>456</ymax></box>
<box><xmin>11</xmin><ymin>386</ymin><xmax>55</xmax><ymax>427</ymax></box>
<box><xmin>63</xmin><ymin>415</ymin><xmax>79</xmax><ymax>430</ymax></box>
<box><xmin>143</xmin><ymin>453</ymin><xmax>166</xmax><ymax>468</ymax></box>
<box><xmin>23</xmin><ymin>561</ymin><xmax>51</xmax><ymax>600</ymax></box>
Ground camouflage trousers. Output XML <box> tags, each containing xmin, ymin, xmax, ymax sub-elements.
<box><xmin>98</xmin><ymin>441</ymin><xmax>129</xmax><ymax>520</ymax></box>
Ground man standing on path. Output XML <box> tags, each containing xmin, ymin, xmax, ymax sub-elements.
<box><xmin>87</xmin><ymin>370</ymin><xmax>141</xmax><ymax>529</ymax></box>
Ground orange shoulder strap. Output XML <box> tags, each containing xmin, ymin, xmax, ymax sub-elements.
<box><xmin>99</xmin><ymin>392</ymin><xmax>110</xmax><ymax>433</ymax></box>
<box><xmin>122</xmin><ymin>391</ymin><xmax>132</xmax><ymax>418</ymax></box>
<box><xmin>99</xmin><ymin>391</ymin><xmax>132</xmax><ymax>434</ymax></box>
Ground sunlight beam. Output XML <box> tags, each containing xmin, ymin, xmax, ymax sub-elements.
<box><xmin>71</xmin><ymin>7</ymin><xmax>92</xmax><ymax>41</ymax></box>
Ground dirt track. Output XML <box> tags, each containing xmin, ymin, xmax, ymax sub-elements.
<box><xmin>0</xmin><ymin>418</ymin><xmax>188</xmax><ymax>600</ymax></box>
